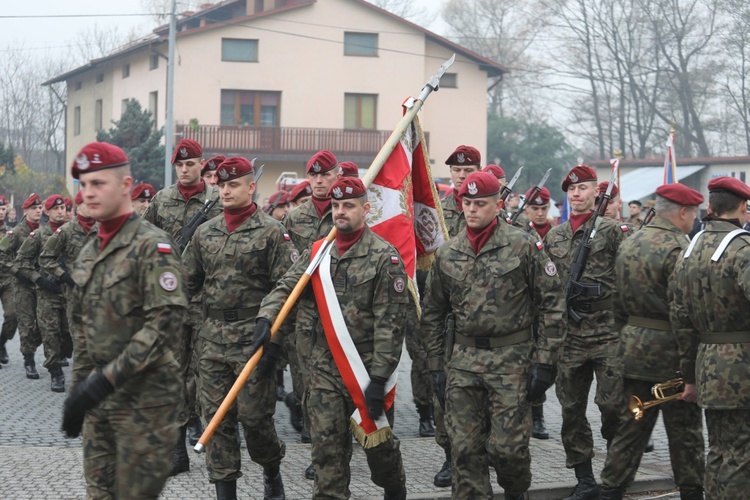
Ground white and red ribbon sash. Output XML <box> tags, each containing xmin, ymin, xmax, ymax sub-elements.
<box><xmin>309</xmin><ymin>238</ymin><xmax>397</xmax><ymax>446</ymax></box>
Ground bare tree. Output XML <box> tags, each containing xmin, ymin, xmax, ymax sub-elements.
<box><xmin>367</xmin><ymin>0</ymin><xmax>437</xmax><ymax>26</ymax></box>
<box><xmin>721</xmin><ymin>0</ymin><xmax>750</xmax><ymax>154</ymax></box>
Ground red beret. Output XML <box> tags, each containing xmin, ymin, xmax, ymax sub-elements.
<box><xmin>216</xmin><ymin>156</ymin><xmax>254</xmax><ymax>183</ymax></box>
<box><xmin>307</xmin><ymin>150</ymin><xmax>338</xmax><ymax>174</ymax></box>
<box><xmin>71</xmin><ymin>142</ymin><xmax>129</xmax><ymax>180</ymax></box>
<box><xmin>707</xmin><ymin>176</ymin><xmax>750</xmax><ymax>200</ymax></box>
<box><xmin>525</xmin><ymin>187</ymin><xmax>551</xmax><ymax>206</ymax></box>
<box><xmin>0</xmin><ymin>196</ymin><xmax>8</xmax><ymax>206</ymax></box>
<box><xmin>339</xmin><ymin>161</ymin><xmax>359</xmax><ymax>178</ymax></box>
<box><xmin>202</xmin><ymin>155</ymin><xmax>226</xmax><ymax>175</ymax></box>
<box><xmin>22</xmin><ymin>194</ymin><xmax>42</xmax><ymax>209</ymax></box>
<box><xmin>483</xmin><ymin>164</ymin><xmax>506</xmax><ymax>179</ymax></box>
<box><xmin>458</xmin><ymin>171</ymin><xmax>501</xmax><ymax>199</ymax></box>
<box><xmin>171</xmin><ymin>139</ymin><xmax>202</xmax><ymax>164</ymax></box>
<box><xmin>44</xmin><ymin>195</ymin><xmax>65</xmax><ymax>211</ymax></box>
<box><xmin>267</xmin><ymin>190</ymin><xmax>290</xmax><ymax>208</ymax></box>
<box><xmin>656</xmin><ymin>183</ymin><xmax>704</xmax><ymax>205</ymax></box>
<box><xmin>562</xmin><ymin>165</ymin><xmax>597</xmax><ymax>192</ymax></box>
<box><xmin>131</xmin><ymin>183</ymin><xmax>156</xmax><ymax>201</ymax></box>
<box><xmin>445</xmin><ymin>145</ymin><xmax>481</xmax><ymax>166</ymax></box>
<box><xmin>329</xmin><ymin>178</ymin><xmax>367</xmax><ymax>200</ymax></box>
<box><xmin>290</xmin><ymin>180</ymin><xmax>312</xmax><ymax>202</ymax></box>
<box><xmin>74</xmin><ymin>191</ymin><xmax>83</xmax><ymax>205</ymax></box>
<box><xmin>63</xmin><ymin>197</ymin><xmax>73</xmax><ymax>210</ymax></box>
<box><xmin>598</xmin><ymin>181</ymin><xmax>619</xmax><ymax>198</ymax></box>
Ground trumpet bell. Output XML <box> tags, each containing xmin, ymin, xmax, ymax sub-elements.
<box><xmin>629</xmin><ymin>395</ymin><xmax>645</xmax><ymax>421</ymax></box>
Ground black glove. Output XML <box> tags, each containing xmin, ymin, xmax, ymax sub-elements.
<box><xmin>61</xmin><ymin>272</ymin><xmax>76</xmax><ymax>287</ymax></box>
<box><xmin>365</xmin><ymin>375</ymin><xmax>387</xmax><ymax>419</ymax></box>
<box><xmin>36</xmin><ymin>276</ymin><xmax>62</xmax><ymax>294</ymax></box>
<box><xmin>257</xmin><ymin>342</ymin><xmax>283</xmax><ymax>378</ymax></box>
<box><xmin>432</xmin><ymin>370</ymin><xmax>447</xmax><ymax>409</ymax></box>
<box><xmin>14</xmin><ymin>271</ymin><xmax>34</xmax><ymax>287</ymax></box>
<box><xmin>61</xmin><ymin>368</ymin><xmax>115</xmax><ymax>438</ymax></box>
<box><xmin>526</xmin><ymin>363</ymin><xmax>554</xmax><ymax>402</ymax></box>
<box><xmin>248</xmin><ymin>318</ymin><xmax>272</xmax><ymax>359</ymax></box>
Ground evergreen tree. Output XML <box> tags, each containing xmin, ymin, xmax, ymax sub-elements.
<box><xmin>0</xmin><ymin>140</ymin><xmax>15</xmax><ymax>175</ymax></box>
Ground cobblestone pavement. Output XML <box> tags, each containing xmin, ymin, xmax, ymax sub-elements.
<box><xmin>0</xmin><ymin>328</ymin><xmax>695</xmax><ymax>499</ymax></box>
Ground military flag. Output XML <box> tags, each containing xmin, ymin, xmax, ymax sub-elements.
<box><xmin>663</xmin><ymin>127</ymin><xmax>678</xmax><ymax>184</ymax></box>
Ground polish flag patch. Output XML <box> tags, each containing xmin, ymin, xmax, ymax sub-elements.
<box><xmin>391</xmin><ymin>255</ymin><xmax>399</xmax><ymax>264</ymax></box>
<box><xmin>283</xmin><ymin>233</ymin><xmax>291</xmax><ymax>241</ymax></box>
<box><xmin>157</xmin><ymin>242</ymin><xmax>172</xmax><ymax>254</ymax></box>
<box><xmin>56</xmin><ymin>228</ymin><xmax>62</xmax><ymax>234</ymax></box>
<box><xmin>536</xmin><ymin>241</ymin><xmax>544</xmax><ymax>250</ymax></box>
<box><xmin>620</xmin><ymin>225</ymin><xmax>629</xmax><ymax>232</ymax></box>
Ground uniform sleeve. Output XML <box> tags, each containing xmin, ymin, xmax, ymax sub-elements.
<box><xmin>257</xmin><ymin>248</ymin><xmax>310</xmax><ymax>326</ymax></box>
<box><xmin>15</xmin><ymin>235</ymin><xmax>41</xmax><ymax>283</ymax></box>
<box><xmin>70</xmin><ymin>282</ymin><xmax>96</xmax><ymax>387</ymax></box>
<box><xmin>0</xmin><ymin>232</ymin><xmax>18</xmax><ymax>275</ymax></box>
<box><xmin>142</xmin><ymin>195</ymin><xmax>158</xmax><ymax>225</ymax></box>
<box><xmin>669</xmin><ymin>257</ymin><xmax>698</xmax><ymax>384</ymax></box>
<box><xmin>530</xmin><ymin>244</ymin><xmax>565</xmax><ymax>365</ymax></box>
<box><xmin>420</xmin><ymin>251</ymin><xmax>450</xmax><ymax>372</ymax></box>
<box><xmin>39</xmin><ymin>229</ymin><xmax>66</xmax><ymax>278</ymax></box>
<box><xmin>264</xmin><ymin>224</ymin><xmax>300</xmax><ymax>346</ymax></box>
<box><xmin>182</xmin><ymin>226</ymin><xmax>205</xmax><ymax>300</ymax></box>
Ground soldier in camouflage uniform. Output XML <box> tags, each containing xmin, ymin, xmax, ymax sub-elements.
<box><xmin>183</xmin><ymin>156</ymin><xmax>292</xmax><ymax>500</ymax></box>
<box><xmin>544</xmin><ymin>165</ymin><xmax>631</xmax><ymax>500</ymax></box>
<box><xmin>202</xmin><ymin>155</ymin><xmax>225</xmax><ymax>188</ymax></box>
<box><xmin>143</xmin><ymin>138</ymin><xmax>221</xmax><ymax>473</ymax></box>
<box><xmin>0</xmin><ymin>195</ymin><xmax>18</xmax><ymax>366</ymax></box>
<box><xmin>0</xmin><ymin>193</ymin><xmax>44</xmax><ymax>379</ymax></box>
<box><xmin>600</xmin><ymin>183</ymin><xmax>705</xmax><ymax>500</ymax></box>
<box><xmin>255</xmin><ymin>177</ymin><xmax>410</xmax><ymax>499</ymax></box>
<box><xmin>16</xmin><ymin>194</ymin><xmax>70</xmax><ymax>392</ymax></box>
<box><xmin>289</xmin><ymin>180</ymin><xmax>313</xmax><ymax>208</ymax></box>
<box><xmin>61</xmin><ymin>142</ymin><xmax>188</xmax><ymax>499</ymax></box>
<box><xmin>422</xmin><ymin>171</ymin><xmax>564</xmax><ymax>499</ymax></box>
<box><xmin>671</xmin><ymin>176</ymin><xmax>750</xmax><ymax>499</ymax></box>
<box><xmin>130</xmin><ymin>183</ymin><xmax>155</xmax><ymax>216</ymax></box>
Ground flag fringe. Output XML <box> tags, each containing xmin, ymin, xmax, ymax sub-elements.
<box><xmin>350</xmin><ymin>419</ymin><xmax>393</xmax><ymax>449</ymax></box>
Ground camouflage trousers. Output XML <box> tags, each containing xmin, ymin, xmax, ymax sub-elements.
<box><xmin>704</xmin><ymin>409</ymin><xmax>750</xmax><ymax>499</ymax></box>
<box><xmin>280</xmin><ymin>322</ymin><xmax>304</xmax><ymax>403</ymax></box>
<box><xmin>37</xmin><ymin>288</ymin><xmax>72</xmax><ymax>370</ymax></box>
<box><xmin>445</xmin><ymin>355</ymin><xmax>532</xmax><ymax>498</ymax></box>
<box><xmin>14</xmin><ymin>282</ymin><xmax>40</xmax><ymax>357</ymax></box>
<box><xmin>298</xmin><ymin>327</ymin><xmax>314</xmax><ymax>431</ymax></box>
<box><xmin>0</xmin><ymin>281</ymin><xmax>17</xmax><ymax>343</ymax></box>
<box><xmin>307</xmin><ymin>345</ymin><xmax>406</xmax><ymax>499</ymax></box>
<box><xmin>179</xmin><ymin>308</ymin><xmax>203</xmax><ymax>425</ymax></box>
<box><xmin>82</xmin><ymin>403</ymin><xmax>180</xmax><ymax>499</ymax></box>
<box><xmin>199</xmin><ymin>336</ymin><xmax>285</xmax><ymax>482</ymax></box>
<box><xmin>601</xmin><ymin>378</ymin><xmax>705</xmax><ymax>491</ymax></box>
<box><xmin>405</xmin><ymin>309</ymin><xmax>432</xmax><ymax>406</ymax></box>
<box><xmin>556</xmin><ymin>334</ymin><xmax>623</xmax><ymax>468</ymax></box>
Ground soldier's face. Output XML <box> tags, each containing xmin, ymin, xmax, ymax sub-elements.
<box><xmin>308</xmin><ymin>170</ymin><xmax>339</xmax><ymax>199</ymax></box>
<box><xmin>567</xmin><ymin>181</ymin><xmax>597</xmax><ymax>214</ymax></box>
<box><xmin>24</xmin><ymin>205</ymin><xmax>43</xmax><ymax>223</ymax></box>
<box><xmin>271</xmin><ymin>203</ymin><xmax>290</xmax><ymax>221</ymax></box>
<box><xmin>132</xmin><ymin>198</ymin><xmax>150</xmax><ymax>215</ymax></box>
<box><xmin>174</xmin><ymin>158</ymin><xmax>202</xmax><ymax>186</ymax></box>
<box><xmin>463</xmin><ymin>196</ymin><xmax>502</xmax><ymax>229</ymax></box>
<box><xmin>604</xmin><ymin>196</ymin><xmax>622</xmax><ymax>219</ymax></box>
<box><xmin>47</xmin><ymin>205</ymin><xmax>67</xmax><ymax>224</ymax></box>
<box><xmin>78</xmin><ymin>168</ymin><xmax>134</xmax><ymax>221</ymax></box>
<box><xmin>525</xmin><ymin>203</ymin><xmax>550</xmax><ymax>226</ymax></box>
<box><xmin>332</xmin><ymin>198</ymin><xmax>369</xmax><ymax>233</ymax></box>
<box><xmin>0</xmin><ymin>206</ymin><xmax>6</xmax><ymax>219</ymax></box>
<box><xmin>203</xmin><ymin>170</ymin><xmax>218</xmax><ymax>187</ymax></box>
<box><xmin>219</xmin><ymin>178</ymin><xmax>255</xmax><ymax>209</ymax></box>
<box><xmin>450</xmin><ymin>165</ymin><xmax>479</xmax><ymax>190</ymax></box>
<box><xmin>629</xmin><ymin>203</ymin><xmax>641</xmax><ymax>216</ymax></box>
<box><xmin>76</xmin><ymin>201</ymin><xmax>91</xmax><ymax>218</ymax></box>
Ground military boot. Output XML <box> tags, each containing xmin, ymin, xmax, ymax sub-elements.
<box><xmin>168</xmin><ymin>426</ymin><xmax>189</xmax><ymax>476</ymax></box>
<box><xmin>600</xmin><ymin>486</ymin><xmax>624</xmax><ymax>500</ymax></box>
<box><xmin>505</xmin><ymin>492</ymin><xmax>529</xmax><ymax>500</ymax></box>
<box><xmin>383</xmin><ymin>485</ymin><xmax>407</xmax><ymax>500</ymax></box>
<box><xmin>304</xmin><ymin>463</ymin><xmax>314</xmax><ymax>480</ymax></box>
<box><xmin>284</xmin><ymin>392</ymin><xmax>303</xmax><ymax>432</ymax></box>
<box><xmin>276</xmin><ymin>369</ymin><xmax>287</xmax><ymax>402</ymax></box>
<box><xmin>531</xmin><ymin>405</ymin><xmax>549</xmax><ymax>440</ymax></box>
<box><xmin>416</xmin><ymin>403</ymin><xmax>435</xmax><ymax>437</ymax></box>
<box><xmin>50</xmin><ymin>365</ymin><xmax>65</xmax><ymax>393</ymax></box>
<box><xmin>0</xmin><ymin>337</ymin><xmax>9</xmax><ymax>364</ymax></box>
<box><xmin>24</xmin><ymin>354</ymin><xmax>39</xmax><ymax>379</ymax></box>
<box><xmin>563</xmin><ymin>461</ymin><xmax>600</xmax><ymax>500</ymax></box>
<box><xmin>300</xmin><ymin>426</ymin><xmax>311</xmax><ymax>444</ymax></box>
<box><xmin>215</xmin><ymin>480</ymin><xmax>237</xmax><ymax>500</ymax></box>
<box><xmin>433</xmin><ymin>449</ymin><xmax>452</xmax><ymax>487</ymax></box>
<box><xmin>263</xmin><ymin>463</ymin><xmax>285</xmax><ymax>500</ymax></box>
<box><xmin>679</xmin><ymin>488</ymin><xmax>704</xmax><ymax>500</ymax></box>
<box><xmin>187</xmin><ymin>415</ymin><xmax>203</xmax><ymax>446</ymax></box>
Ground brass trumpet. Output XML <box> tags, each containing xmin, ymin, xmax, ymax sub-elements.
<box><xmin>628</xmin><ymin>376</ymin><xmax>684</xmax><ymax>421</ymax></box>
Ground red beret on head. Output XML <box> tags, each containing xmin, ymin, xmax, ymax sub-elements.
<box><xmin>458</xmin><ymin>171</ymin><xmax>501</xmax><ymax>199</ymax></box>
<box><xmin>339</xmin><ymin>161</ymin><xmax>359</xmax><ymax>178</ymax></box>
<box><xmin>216</xmin><ymin>156</ymin><xmax>254</xmax><ymax>183</ymax></box>
<box><xmin>329</xmin><ymin>178</ymin><xmax>367</xmax><ymax>200</ymax></box>
<box><xmin>131</xmin><ymin>183</ymin><xmax>156</xmax><ymax>201</ymax></box>
<box><xmin>306</xmin><ymin>150</ymin><xmax>338</xmax><ymax>175</ymax></box>
<box><xmin>656</xmin><ymin>183</ymin><xmax>704</xmax><ymax>205</ymax></box>
<box><xmin>483</xmin><ymin>164</ymin><xmax>506</xmax><ymax>179</ymax></box>
<box><xmin>562</xmin><ymin>165</ymin><xmax>598</xmax><ymax>192</ymax></box>
<box><xmin>598</xmin><ymin>181</ymin><xmax>619</xmax><ymax>198</ymax></box>
<box><xmin>290</xmin><ymin>180</ymin><xmax>312</xmax><ymax>202</ymax></box>
<box><xmin>525</xmin><ymin>187</ymin><xmax>551</xmax><ymax>206</ymax></box>
<box><xmin>201</xmin><ymin>155</ymin><xmax>226</xmax><ymax>175</ymax></box>
<box><xmin>445</xmin><ymin>145</ymin><xmax>481</xmax><ymax>166</ymax></box>
<box><xmin>44</xmin><ymin>194</ymin><xmax>65</xmax><ymax>211</ymax></box>
<box><xmin>22</xmin><ymin>193</ymin><xmax>42</xmax><ymax>209</ymax></box>
<box><xmin>63</xmin><ymin>197</ymin><xmax>73</xmax><ymax>210</ymax></box>
<box><xmin>74</xmin><ymin>191</ymin><xmax>83</xmax><ymax>205</ymax></box>
<box><xmin>71</xmin><ymin>142</ymin><xmax>129</xmax><ymax>180</ymax></box>
<box><xmin>171</xmin><ymin>139</ymin><xmax>202</xmax><ymax>164</ymax></box>
<box><xmin>707</xmin><ymin>176</ymin><xmax>750</xmax><ymax>200</ymax></box>
<box><xmin>267</xmin><ymin>190</ymin><xmax>290</xmax><ymax>208</ymax></box>
<box><xmin>0</xmin><ymin>195</ymin><xmax>8</xmax><ymax>206</ymax></box>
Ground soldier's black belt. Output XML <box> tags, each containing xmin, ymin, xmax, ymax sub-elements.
<box><xmin>572</xmin><ymin>298</ymin><xmax>613</xmax><ymax>314</ymax></box>
<box><xmin>700</xmin><ymin>331</ymin><xmax>750</xmax><ymax>344</ymax></box>
<box><xmin>206</xmin><ymin>307</ymin><xmax>258</xmax><ymax>323</ymax></box>
<box><xmin>454</xmin><ymin>328</ymin><xmax>531</xmax><ymax>349</ymax></box>
<box><xmin>627</xmin><ymin>316</ymin><xmax>671</xmax><ymax>331</ymax></box>
<box><xmin>315</xmin><ymin>334</ymin><xmax>374</xmax><ymax>353</ymax></box>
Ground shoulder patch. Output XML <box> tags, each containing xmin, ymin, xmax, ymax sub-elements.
<box><xmin>393</xmin><ymin>276</ymin><xmax>405</xmax><ymax>293</ymax></box>
<box><xmin>529</xmin><ymin>221</ymin><xmax>535</xmax><ymax>228</ymax></box>
<box><xmin>6</xmin><ymin>230</ymin><xmax>12</xmax><ymax>235</ymax></box>
<box><xmin>620</xmin><ymin>225</ymin><xmax>629</xmax><ymax>232</ymax></box>
<box><xmin>536</xmin><ymin>240</ymin><xmax>544</xmax><ymax>250</ymax></box>
<box><xmin>283</xmin><ymin>233</ymin><xmax>291</xmax><ymax>241</ymax></box>
<box><xmin>55</xmin><ymin>228</ymin><xmax>62</xmax><ymax>234</ymax></box>
<box><xmin>544</xmin><ymin>261</ymin><xmax>557</xmax><ymax>276</ymax></box>
<box><xmin>291</xmin><ymin>249</ymin><xmax>299</xmax><ymax>263</ymax></box>
<box><xmin>157</xmin><ymin>242</ymin><xmax>172</xmax><ymax>254</ymax></box>
<box><xmin>158</xmin><ymin>271</ymin><xmax>178</xmax><ymax>291</ymax></box>
<box><xmin>29</xmin><ymin>232</ymin><xmax>35</xmax><ymax>238</ymax></box>
<box><xmin>391</xmin><ymin>255</ymin><xmax>400</xmax><ymax>265</ymax></box>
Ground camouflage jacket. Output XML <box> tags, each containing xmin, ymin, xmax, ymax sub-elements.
<box><xmin>615</xmin><ymin>216</ymin><xmax>689</xmax><ymax>381</ymax></box>
<box><xmin>142</xmin><ymin>181</ymin><xmax>221</xmax><ymax>242</ymax></box>
<box><xmin>422</xmin><ymin>221</ymin><xmax>565</xmax><ymax>372</ymax></box>
<box><xmin>16</xmin><ymin>223</ymin><xmax>58</xmax><ymax>285</ymax></box>
<box><xmin>670</xmin><ymin>219</ymin><xmax>750</xmax><ymax>409</ymax></box>
<box><xmin>441</xmin><ymin>192</ymin><xmax>465</xmax><ymax>238</ymax></box>
<box><xmin>183</xmin><ymin>208</ymin><xmax>297</xmax><ymax>345</ymax></box>
<box><xmin>0</xmin><ymin>219</ymin><xmax>36</xmax><ymax>284</ymax></box>
<box><xmin>39</xmin><ymin>218</ymin><xmax>99</xmax><ymax>291</ymax></box>
<box><xmin>282</xmin><ymin>199</ymin><xmax>334</xmax><ymax>252</ymax></box>
<box><xmin>0</xmin><ymin>220</ymin><xmax>15</xmax><ymax>287</ymax></box>
<box><xmin>544</xmin><ymin>215</ymin><xmax>630</xmax><ymax>338</ymax></box>
<box><xmin>70</xmin><ymin>214</ymin><xmax>188</xmax><ymax>408</ymax></box>
<box><xmin>258</xmin><ymin>227</ymin><xmax>411</xmax><ymax>381</ymax></box>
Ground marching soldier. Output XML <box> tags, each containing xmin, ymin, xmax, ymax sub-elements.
<box><xmin>290</xmin><ymin>180</ymin><xmax>313</xmax><ymax>207</ymax></box>
<box><xmin>600</xmin><ymin>183</ymin><xmax>705</xmax><ymax>499</ymax></box>
<box><xmin>131</xmin><ymin>183</ymin><xmax>155</xmax><ymax>216</ymax></box>
<box><xmin>544</xmin><ymin>165</ymin><xmax>630</xmax><ymax>500</ymax></box>
<box><xmin>338</xmin><ymin>161</ymin><xmax>359</xmax><ymax>178</ymax></box>
<box><xmin>255</xmin><ymin>177</ymin><xmax>410</xmax><ymax>499</ymax></box>
<box><xmin>265</xmin><ymin>190</ymin><xmax>292</xmax><ymax>221</ymax></box>
<box><xmin>671</xmin><ymin>176</ymin><xmax>750</xmax><ymax>498</ymax></box>
<box><xmin>183</xmin><ymin>156</ymin><xmax>292</xmax><ymax>500</ymax></box>
<box><xmin>626</xmin><ymin>200</ymin><xmax>643</xmax><ymax>226</ymax></box>
<box><xmin>441</xmin><ymin>145</ymin><xmax>481</xmax><ymax>237</ymax></box>
<box><xmin>202</xmin><ymin>155</ymin><xmax>226</xmax><ymax>187</ymax></box>
<box><xmin>62</xmin><ymin>142</ymin><xmax>188</xmax><ymax>498</ymax></box>
<box><xmin>0</xmin><ymin>195</ymin><xmax>18</xmax><ymax>366</ymax></box>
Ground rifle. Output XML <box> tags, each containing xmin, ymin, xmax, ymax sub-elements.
<box><xmin>499</xmin><ymin>166</ymin><xmax>524</xmax><ymax>203</ymax></box>
<box><xmin>639</xmin><ymin>206</ymin><xmax>656</xmax><ymax>229</ymax></box>
<box><xmin>564</xmin><ymin>164</ymin><xmax>619</xmax><ymax>326</ymax></box>
<box><xmin>509</xmin><ymin>168</ymin><xmax>552</xmax><ymax>226</ymax></box>
<box><xmin>175</xmin><ymin>197</ymin><xmax>219</xmax><ymax>253</ymax></box>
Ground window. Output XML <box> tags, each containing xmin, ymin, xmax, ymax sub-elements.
<box><xmin>149</xmin><ymin>91</ymin><xmax>158</xmax><ymax>129</ymax></box>
<box><xmin>441</xmin><ymin>73</ymin><xmax>458</xmax><ymax>88</ymax></box>
<box><xmin>221</xmin><ymin>90</ymin><xmax>280</xmax><ymax>126</ymax></box>
<box><xmin>344</xmin><ymin>32</ymin><xmax>378</xmax><ymax>56</ymax></box>
<box><xmin>344</xmin><ymin>93</ymin><xmax>377</xmax><ymax>129</ymax></box>
<box><xmin>122</xmin><ymin>63</ymin><xmax>130</xmax><ymax>78</ymax></box>
<box><xmin>149</xmin><ymin>54</ymin><xmax>159</xmax><ymax>70</ymax></box>
<box><xmin>94</xmin><ymin>100</ymin><xmax>103</xmax><ymax>131</ymax></box>
<box><xmin>74</xmin><ymin>81</ymin><xmax>82</xmax><ymax>91</ymax></box>
<box><xmin>121</xmin><ymin>99</ymin><xmax>129</xmax><ymax>116</ymax></box>
<box><xmin>96</xmin><ymin>73</ymin><xmax>104</xmax><ymax>84</ymax></box>
<box><xmin>73</xmin><ymin>106</ymin><xmax>81</xmax><ymax>136</ymax></box>
<box><xmin>221</xmin><ymin>38</ymin><xmax>258</xmax><ymax>62</ymax></box>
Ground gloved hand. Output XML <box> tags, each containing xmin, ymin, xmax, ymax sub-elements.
<box><xmin>61</xmin><ymin>368</ymin><xmax>115</xmax><ymax>438</ymax></box>
<box><xmin>257</xmin><ymin>342</ymin><xmax>283</xmax><ymax>378</ymax></box>
<box><xmin>365</xmin><ymin>376</ymin><xmax>387</xmax><ymax>419</ymax></box>
<box><xmin>14</xmin><ymin>271</ymin><xmax>34</xmax><ymax>287</ymax></box>
<box><xmin>61</xmin><ymin>273</ymin><xmax>76</xmax><ymax>287</ymax></box>
<box><xmin>526</xmin><ymin>363</ymin><xmax>554</xmax><ymax>402</ymax></box>
<box><xmin>432</xmin><ymin>370</ymin><xmax>447</xmax><ymax>409</ymax></box>
<box><xmin>248</xmin><ymin>318</ymin><xmax>272</xmax><ymax>359</ymax></box>
<box><xmin>36</xmin><ymin>276</ymin><xmax>62</xmax><ymax>294</ymax></box>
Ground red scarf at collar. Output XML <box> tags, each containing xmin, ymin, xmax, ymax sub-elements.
<box><xmin>26</xmin><ymin>219</ymin><xmax>39</xmax><ymax>232</ymax></box>
<box><xmin>178</xmin><ymin>180</ymin><xmax>206</xmax><ymax>201</ymax></box>
<box><xmin>224</xmin><ymin>203</ymin><xmax>257</xmax><ymax>233</ymax></box>
<box><xmin>336</xmin><ymin>225</ymin><xmax>366</xmax><ymax>255</ymax></box>
<box><xmin>77</xmin><ymin>214</ymin><xmax>96</xmax><ymax>234</ymax></box>
<box><xmin>452</xmin><ymin>189</ymin><xmax>464</xmax><ymax>213</ymax></box>
<box><xmin>311</xmin><ymin>196</ymin><xmax>331</xmax><ymax>219</ymax></box>
<box><xmin>466</xmin><ymin>217</ymin><xmax>498</xmax><ymax>255</ymax></box>
<box><xmin>569</xmin><ymin>212</ymin><xmax>594</xmax><ymax>234</ymax></box>
<box><xmin>98</xmin><ymin>212</ymin><xmax>131</xmax><ymax>250</ymax></box>
<box><xmin>533</xmin><ymin>221</ymin><xmax>552</xmax><ymax>239</ymax></box>
<box><xmin>49</xmin><ymin>220</ymin><xmax>64</xmax><ymax>233</ymax></box>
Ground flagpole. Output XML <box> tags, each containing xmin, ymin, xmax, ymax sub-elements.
<box><xmin>194</xmin><ymin>54</ymin><xmax>456</xmax><ymax>453</ymax></box>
